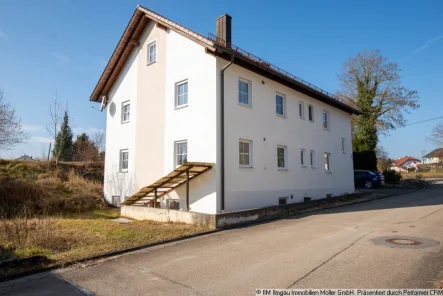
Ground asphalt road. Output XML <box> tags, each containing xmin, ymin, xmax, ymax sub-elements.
<box><xmin>2</xmin><ymin>183</ymin><xmax>443</xmax><ymax>296</ymax></box>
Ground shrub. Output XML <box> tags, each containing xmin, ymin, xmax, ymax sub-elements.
<box><xmin>383</xmin><ymin>169</ymin><xmax>402</xmax><ymax>183</ymax></box>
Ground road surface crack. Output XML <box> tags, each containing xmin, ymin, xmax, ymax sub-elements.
<box><xmin>138</xmin><ymin>268</ymin><xmax>214</xmax><ymax>296</ymax></box>
<box><xmin>395</xmin><ymin>207</ymin><xmax>443</xmax><ymax>224</ymax></box>
<box><xmin>286</xmin><ymin>231</ymin><xmax>373</xmax><ymax>288</ymax></box>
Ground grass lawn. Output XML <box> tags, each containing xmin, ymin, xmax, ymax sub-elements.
<box><xmin>0</xmin><ymin>208</ymin><xmax>209</xmax><ymax>279</ymax></box>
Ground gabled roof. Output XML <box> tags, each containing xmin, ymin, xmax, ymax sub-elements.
<box><xmin>90</xmin><ymin>5</ymin><xmax>360</xmax><ymax>115</ymax></box>
<box><xmin>392</xmin><ymin>156</ymin><xmax>421</xmax><ymax>167</ymax></box>
<box><xmin>423</xmin><ymin>148</ymin><xmax>443</xmax><ymax>158</ymax></box>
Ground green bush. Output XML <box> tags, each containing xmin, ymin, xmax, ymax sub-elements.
<box><xmin>382</xmin><ymin>169</ymin><xmax>402</xmax><ymax>183</ymax></box>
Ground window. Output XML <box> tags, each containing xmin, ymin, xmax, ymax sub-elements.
<box><xmin>310</xmin><ymin>150</ymin><xmax>315</xmax><ymax>167</ymax></box>
<box><xmin>342</xmin><ymin>138</ymin><xmax>345</xmax><ymax>153</ymax></box>
<box><xmin>239</xmin><ymin>139</ymin><xmax>252</xmax><ymax>167</ymax></box>
<box><xmin>277</xmin><ymin>146</ymin><xmax>287</xmax><ymax>169</ymax></box>
<box><xmin>299</xmin><ymin>101</ymin><xmax>305</xmax><ymax>118</ymax></box>
<box><xmin>279</xmin><ymin>197</ymin><xmax>287</xmax><ymax>205</ymax></box>
<box><xmin>112</xmin><ymin>196</ymin><xmax>120</xmax><ymax>206</ymax></box>
<box><xmin>175</xmin><ymin>141</ymin><xmax>188</xmax><ymax>166</ymax></box>
<box><xmin>276</xmin><ymin>93</ymin><xmax>285</xmax><ymax>116</ymax></box>
<box><xmin>238</xmin><ymin>78</ymin><xmax>251</xmax><ymax>106</ymax></box>
<box><xmin>308</xmin><ymin>105</ymin><xmax>314</xmax><ymax>122</ymax></box>
<box><xmin>147</xmin><ymin>41</ymin><xmax>156</xmax><ymax>64</ymax></box>
<box><xmin>323</xmin><ymin>111</ymin><xmax>329</xmax><ymax>129</ymax></box>
<box><xmin>300</xmin><ymin>149</ymin><xmax>306</xmax><ymax>166</ymax></box>
<box><xmin>120</xmin><ymin>149</ymin><xmax>129</xmax><ymax>172</ymax></box>
<box><xmin>324</xmin><ymin>152</ymin><xmax>330</xmax><ymax>171</ymax></box>
<box><xmin>122</xmin><ymin>101</ymin><xmax>130</xmax><ymax>123</ymax></box>
<box><xmin>175</xmin><ymin>81</ymin><xmax>188</xmax><ymax>108</ymax></box>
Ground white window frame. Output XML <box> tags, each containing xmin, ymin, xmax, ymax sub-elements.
<box><xmin>342</xmin><ymin>138</ymin><xmax>346</xmax><ymax>153</ymax></box>
<box><xmin>238</xmin><ymin>78</ymin><xmax>251</xmax><ymax>107</ymax></box>
<box><xmin>299</xmin><ymin>101</ymin><xmax>305</xmax><ymax>119</ymax></box>
<box><xmin>147</xmin><ymin>40</ymin><xmax>157</xmax><ymax>65</ymax></box>
<box><xmin>121</xmin><ymin>101</ymin><xmax>130</xmax><ymax>123</ymax></box>
<box><xmin>120</xmin><ymin>149</ymin><xmax>129</xmax><ymax>172</ymax></box>
<box><xmin>175</xmin><ymin>80</ymin><xmax>188</xmax><ymax>108</ymax></box>
<box><xmin>277</xmin><ymin>145</ymin><xmax>287</xmax><ymax>170</ymax></box>
<box><xmin>276</xmin><ymin>93</ymin><xmax>285</xmax><ymax>117</ymax></box>
<box><xmin>239</xmin><ymin>139</ymin><xmax>253</xmax><ymax>168</ymax></box>
<box><xmin>308</xmin><ymin>104</ymin><xmax>314</xmax><ymax>122</ymax></box>
<box><xmin>324</xmin><ymin>152</ymin><xmax>331</xmax><ymax>171</ymax></box>
<box><xmin>174</xmin><ymin>140</ymin><xmax>188</xmax><ymax>167</ymax></box>
<box><xmin>310</xmin><ymin>150</ymin><xmax>315</xmax><ymax>167</ymax></box>
<box><xmin>300</xmin><ymin>149</ymin><xmax>306</xmax><ymax>167</ymax></box>
<box><xmin>323</xmin><ymin>110</ymin><xmax>330</xmax><ymax>130</ymax></box>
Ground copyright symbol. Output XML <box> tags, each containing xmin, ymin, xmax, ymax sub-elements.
<box><xmin>256</xmin><ymin>290</ymin><xmax>261</xmax><ymax>295</ymax></box>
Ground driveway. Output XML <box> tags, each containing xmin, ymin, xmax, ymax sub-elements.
<box><xmin>2</xmin><ymin>183</ymin><xmax>443</xmax><ymax>295</ymax></box>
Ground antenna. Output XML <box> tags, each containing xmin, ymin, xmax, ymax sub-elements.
<box><xmin>100</xmin><ymin>95</ymin><xmax>107</xmax><ymax>112</ymax></box>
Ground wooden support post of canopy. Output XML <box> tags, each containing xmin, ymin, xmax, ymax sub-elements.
<box><xmin>186</xmin><ymin>168</ymin><xmax>190</xmax><ymax>211</ymax></box>
<box><xmin>154</xmin><ymin>188</ymin><xmax>157</xmax><ymax>208</ymax></box>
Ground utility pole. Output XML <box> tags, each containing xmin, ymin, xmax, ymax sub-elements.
<box><xmin>47</xmin><ymin>142</ymin><xmax>52</xmax><ymax>161</ymax></box>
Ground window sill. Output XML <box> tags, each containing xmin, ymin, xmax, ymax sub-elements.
<box><xmin>238</xmin><ymin>103</ymin><xmax>252</xmax><ymax>108</ymax></box>
<box><xmin>300</xmin><ymin>116</ymin><xmax>305</xmax><ymax>120</ymax></box>
<box><xmin>175</xmin><ymin>104</ymin><xmax>189</xmax><ymax>110</ymax></box>
<box><xmin>121</xmin><ymin>120</ymin><xmax>130</xmax><ymax>124</ymax></box>
<box><xmin>147</xmin><ymin>60</ymin><xmax>156</xmax><ymax>66</ymax></box>
<box><xmin>323</xmin><ymin>128</ymin><xmax>330</xmax><ymax>131</ymax></box>
<box><xmin>311</xmin><ymin>166</ymin><xmax>316</xmax><ymax>169</ymax></box>
<box><xmin>301</xmin><ymin>165</ymin><xmax>307</xmax><ymax>168</ymax></box>
<box><xmin>325</xmin><ymin>171</ymin><xmax>332</xmax><ymax>174</ymax></box>
<box><xmin>278</xmin><ymin>168</ymin><xmax>288</xmax><ymax>171</ymax></box>
<box><xmin>120</xmin><ymin>170</ymin><xmax>128</xmax><ymax>174</ymax></box>
<box><xmin>239</xmin><ymin>165</ymin><xmax>253</xmax><ymax>168</ymax></box>
<box><xmin>276</xmin><ymin>113</ymin><xmax>286</xmax><ymax>118</ymax></box>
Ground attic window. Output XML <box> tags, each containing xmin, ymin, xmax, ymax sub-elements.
<box><xmin>147</xmin><ymin>41</ymin><xmax>157</xmax><ymax>64</ymax></box>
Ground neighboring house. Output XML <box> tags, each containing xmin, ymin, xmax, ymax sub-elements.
<box><xmin>423</xmin><ymin>148</ymin><xmax>443</xmax><ymax>165</ymax></box>
<box><xmin>15</xmin><ymin>155</ymin><xmax>36</xmax><ymax>162</ymax></box>
<box><xmin>89</xmin><ymin>6</ymin><xmax>360</xmax><ymax>213</ymax></box>
<box><xmin>389</xmin><ymin>156</ymin><xmax>421</xmax><ymax>172</ymax></box>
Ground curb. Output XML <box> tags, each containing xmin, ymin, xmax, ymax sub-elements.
<box><xmin>0</xmin><ymin>229</ymin><xmax>221</xmax><ymax>283</ymax></box>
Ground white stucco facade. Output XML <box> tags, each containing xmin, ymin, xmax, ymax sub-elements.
<box><xmin>102</xmin><ymin>17</ymin><xmax>356</xmax><ymax>214</ymax></box>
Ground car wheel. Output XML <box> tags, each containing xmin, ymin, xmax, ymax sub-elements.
<box><xmin>364</xmin><ymin>181</ymin><xmax>373</xmax><ymax>189</ymax></box>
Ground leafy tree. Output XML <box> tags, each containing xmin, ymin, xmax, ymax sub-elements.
<box><xmin>73</xmin><ymin>133</ymin><xmax>99</xmax><ymax>161</ymax></box>
<box><xmin>338</xmin><ymin>49</ymin><xmax>419</xmax><ymax>153</ymax></box>
<box><xmin>0</xmin><ymin>89</ymin><xmax>27</xmax><ymax>149</ymax></box>
<box><xmin>53</xmin><ymin>111</ymin><xmax>73</xmax><ymax>162</ymax></box>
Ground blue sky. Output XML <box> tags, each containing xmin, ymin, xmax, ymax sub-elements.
<box><xmin>0</xmin><ymin>0</ymin><xmax>442</xmax><ymax>160</ymax></box>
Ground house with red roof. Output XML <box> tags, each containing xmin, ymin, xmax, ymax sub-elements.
<box><xmin>389</xmin><ymin>156</ymin><xmax>421</xmax><ymax>172</ymax></box>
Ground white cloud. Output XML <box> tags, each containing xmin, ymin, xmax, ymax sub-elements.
<box><xmin>22</xmin><ymin>124</ymin><xmax>44</xmax><ymax>132</ymax></box>
<box><xmin>31</xmin><ymin>136</ymin><xmax>53</xmax><ymax>144</ymax></box>
<box><xmin>51</xmin><ymin>52</ymin><xmax>71</xmax><ymax>66</ymax></box>
<box><xmin>412</xmin><ymin>34</ymin><xmax>443</xmax><ymax>54</ymax></box>
<box><xmin>0</xmin><ymin>30</ymin><xmax>7</xmax><ymax>40</ymax></box>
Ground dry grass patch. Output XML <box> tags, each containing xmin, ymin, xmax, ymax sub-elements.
<box><xmin>0</xmin><ymin>208</ymin><xmax>209</xmax><ymax>279</ymax></box>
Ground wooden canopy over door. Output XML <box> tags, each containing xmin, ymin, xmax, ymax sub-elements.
<box><xmin>121</xmin><ymin>162</ymin><xmax>213</xmax><ymax>210</ymax></box>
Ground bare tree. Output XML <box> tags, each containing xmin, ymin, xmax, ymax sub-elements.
<box><xmin>46</xmin><ymin>90</ymin><xmax>66</xmax><ymax>164</ymax></box>
<box><xmin>91</xmin><ymin>130</ymin><xmax>105</xmax><ymax>154</ymax></box>
<box><xmin>0</xmin><ymin>89</ymin><xmax>27</xmax><ymax>150</ymax></box>
<box><xmin>337</xmin><ymin>50</ymin><xmax>419</xmax><ymax>153</ymax></box>
<box><xmin>429</xmin><ymin>122</ymin><xmax>443</xmax><ymax>146</ymax></box>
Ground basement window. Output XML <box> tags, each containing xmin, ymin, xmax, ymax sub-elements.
<box><xmin>279</xmin><ymin>197</ymin><xmax>287</xmax><ymax>205</ymax></box>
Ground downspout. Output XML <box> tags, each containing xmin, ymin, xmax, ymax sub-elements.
<box><xmin>220</xmin><ymin>53</ymin><xmax>235</xmax><ymax>212</ymax></box>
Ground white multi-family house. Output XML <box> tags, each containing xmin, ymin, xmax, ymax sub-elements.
<box><xmin>90</xmin><ymin>5</ymin><xmax>360</xmax><ymax>215</ymax></box>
